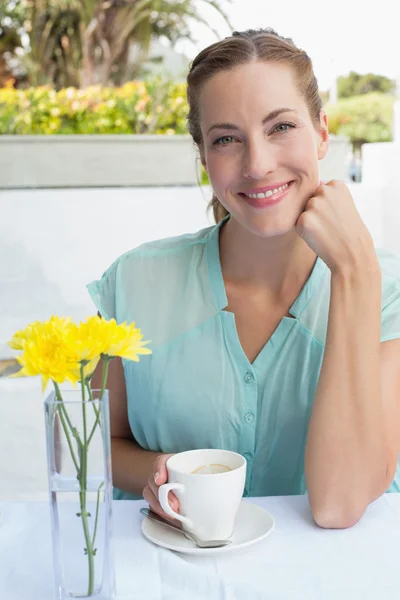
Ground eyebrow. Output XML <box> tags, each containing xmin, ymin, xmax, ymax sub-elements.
<box><xmin>206</xmin><ymin>108</ymin><xmax>297</xmax><ymax>135</ymax></box>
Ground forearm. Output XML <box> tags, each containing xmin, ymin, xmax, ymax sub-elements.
<box><xmin>305</xmin><ymin>257</ymin><xmax>387</xmax><ymax>527</ymax></box>
<box><xmin>111</xmin><ymin>436</ymin><xmax>160</xmax><ymax>496</ymax></box>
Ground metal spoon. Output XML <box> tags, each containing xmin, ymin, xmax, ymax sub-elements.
<box><xmin>140</xmin><ymin>508</ymin><xmax>232</xmax><ymax>548</ymax></box>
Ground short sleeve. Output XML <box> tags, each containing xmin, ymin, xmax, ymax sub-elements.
<box><xmin>381</xmin><ymin>285</ymin><xmax>400</xmax><ymax>342</ymax></box>
<box><xmin>378</xmin><ymin>249</ymin><xmax>400</xmax><ymax>343</ymax></box>
<box><xmin>86</xmin><ymin>258</ymin><xmax>119</xmax><ymax>321</ymax></box>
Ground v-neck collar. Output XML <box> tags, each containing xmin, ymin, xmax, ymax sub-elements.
<box><xmin>206</xmin><ymin>215</ymin><xmax>327</xmax><ymax>318</ymax></box>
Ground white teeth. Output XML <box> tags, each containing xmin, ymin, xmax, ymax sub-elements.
<box><xmin>246</xmin><ymin>182</ymin><xmax>290</xmax><ymax>199</ymax></box>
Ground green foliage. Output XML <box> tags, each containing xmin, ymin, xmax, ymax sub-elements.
<box><xmin>0</xmin><ymin>0</ymin><xmax>232</xmax><ymax>89</ymax></box>
<box><xmin>337</xmin><ymin>71</ymin><xmax>396</xmax><ymax>99</ymax></box>
<box><xmin>0</xmin><ymin>1</ymin><xmax>25</xmax><ymax>85</ymax></box>
<box><xmin>200</xmin><ymin>165</ymin><xmax>210</xmax><ymax>186</ymax></box>
<box><xmin>325</xmin><ymin>92</ymin><xmax>395</xmax><ymax>148</ymax></box>
<box><xmin>0</xmin><ymin>78</ymin><xmax>190</xmax><ymax>134</ymax></box>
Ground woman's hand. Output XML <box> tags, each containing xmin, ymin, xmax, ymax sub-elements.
<box><xmin>142</xmin><ymin>453</ymin><xmax>180</xmax><ymax>522</ymax></box>
<box><xmin>295</xmin><ymin>180</ymin><xmax>377</xmax><ymax>274</ymax></box>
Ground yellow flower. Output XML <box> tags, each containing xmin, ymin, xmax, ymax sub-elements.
<box><xmin>64</xmin><ymin>316</ymin><xmax>107</xmax><ymax>363</ymax></box>
<box><xmin>8</xmin><ymin>321</ymin><xmax>41</xmax><ymax>351</ymax></box>
<box><xmin>68</xmin><ymin>356</ymin><xmax>100</xmax><ymax>384</ymax></box>
<box><xmin>7</xmin><ymin>315</ymin><xmax>151</xmax><ymax>391</ymax></box>
<box><xmin>9</xmin><ymin>316</ymin><xmax>72</xmax><ymax>351</ymax></box>
<box><xmin>98</xmin><ymin>318</ymin><xmax>152</xmax><ymax>361</ymax></box>
<box><xmin>8</xmin><ymin>317</ymin><xmax>79</xmax><ymax>391</ymax></box>
<box><xmin>67</xmin><ymin>315</ymin><xmax>152</xmax><ymax>362</ymax></box>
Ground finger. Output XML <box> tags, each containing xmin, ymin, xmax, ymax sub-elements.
<box><xmin>148</xmin><ymin>474</ymin><xmax>180</xmax><ymax>513</ymax></box>
<box><xmin>142</xmin><ymin>485</ymin><xmax>181</xmax><ymax>525</ymax></box>
<box><xmin>167</xmin><ymin>490</ymin><xmax>180</xmax><ymax>513</ymax></box>
<box><xmin>143</xmin><ymin>485</ymin><xmax>171</xmax><ymax>519</ymax></box>
<box><xmin>153</xmin><ymin>453</ymin><xmax>174</xmax><ymax>486</ymax></box>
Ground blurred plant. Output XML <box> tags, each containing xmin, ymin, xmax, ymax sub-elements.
<box><xmin>0</xmin><ymin>76</ymin><xmax>190</xmax><ymax>134</ymax></box>
<box><xmin>80</xmin><ymin>0</ymin><xmax>232</xmax><ymax>87</ymax></box>
<box><xmin>1</xmin><ymin>0</ymin><xmax>232</xmax><ymax>89</ymax></box>
<box><xmin>337</xmin><ymin>71</ymin><xmax>396</xmax><ymax>99</ymax></box>
<box><xmin>325</xmin><ymin>92</ymin><xmax>395</xmax><ymax>149</ymax></box>
<box><xmin>0</xmin><ymin>1</ymin><xmax>25</xmax><ymax>86</ymax></box>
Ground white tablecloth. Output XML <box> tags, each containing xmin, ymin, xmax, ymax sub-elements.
<box><xmin>1</xmin><ymin>494</ymin><xmax>400</xmax><ymax>600</ymax></box>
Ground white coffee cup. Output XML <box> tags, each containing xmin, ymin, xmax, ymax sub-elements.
<box><xmin>158</xmin><ymin>449</ymin><xmax>246</xmax><ymax>541</ymax></box>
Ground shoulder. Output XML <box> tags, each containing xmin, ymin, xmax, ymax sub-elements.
<box><xmin>94</xmin><ymin>223</ymin><xmax>219</xmax><ymax>346</ymax></box>
<box><xmin>95</xmin><ymin>224</ymin><xmax>216</xmax><ymax>286</ymax></box>
<box><xmin>115</xmin><ymin>224</ymin><xmax>215</xmax><ymax>267</ymax></box>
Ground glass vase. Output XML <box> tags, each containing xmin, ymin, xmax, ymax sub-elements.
<box><xmin>44</xmin><ymin>389</ymin><xmax>115</xmax><ymax>599</ymax></box>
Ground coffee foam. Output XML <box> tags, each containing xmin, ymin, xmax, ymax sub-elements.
<box><xmin>191</xmin><ymin>463</ymin><xmax>232</xmax><ymax>475</ymax></box>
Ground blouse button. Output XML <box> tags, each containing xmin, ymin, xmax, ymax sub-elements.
<box><xmin>244</xmin><ymin>411</ymin><xmax>255</xmax><ymax>424</ymax></box>
<box><xmin>244</xmin><ymin>371</ymin><xmax>254</xmax><ymax>384</ymax></box>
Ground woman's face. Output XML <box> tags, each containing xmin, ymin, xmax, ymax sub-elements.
<box><xmin>199</xmin><ymin>61</ymin><xmax>329</xmax><ymax>238</ymax></box>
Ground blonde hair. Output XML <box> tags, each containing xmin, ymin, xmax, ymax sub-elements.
<box><xmin>186</xmin><ymin>28</ymin><xmax>323</xmax><ymax>223</ymax></box>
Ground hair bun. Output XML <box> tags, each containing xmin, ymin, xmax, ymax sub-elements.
<box><xmin>232</xmin><ymin>28</ymin><xmax>280</xmax><ymax>38</ymax></box>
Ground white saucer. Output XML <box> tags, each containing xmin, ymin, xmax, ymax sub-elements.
<box><xmin>141</xmin><ymin>500</ymin><xmax>275</xmax><ymax>556</ymax></box>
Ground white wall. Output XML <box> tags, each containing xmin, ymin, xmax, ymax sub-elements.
<box><xmin>361</xmin><ymin>142</ymin><xmax>400</xmax><ymax>258</ymax></box>
<box><xmin>0</xmin><ymin>186</ymin><xmax>213</xmax><ymax>357</ymax></box>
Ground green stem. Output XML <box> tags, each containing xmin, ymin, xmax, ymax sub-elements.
<box><xmin>86</xmin><ymin>358</ymin><xmax>110</xmax><ymax>446</ymax></box>
<box><xmin>58</xmin><ymin>405</ymin><xmax>80</xmax><ymax>473</ymax></box>
<box><xmin>86</xmin><ymin>383</ymin><xmax>94</xmax><ymax>402</ymax></box>
<box><xmin>91</xmin><ymin>481</ymin><xmax>105</xmax><ymax>548</ymax></box>
<box><xmin>54</xmin><ymin>382</ymin><xmax>83</xmax><ymax>449</ymax></box>
<box><xmin>99</xmin><ymin>357</ymin><xmax>110</xmax><ymax>400</ymax></box>
<box><xmin>79</xmin><ymin>363</ymin><xmax>95</xmax><ymax>596</ymax></box>
<box><xmin>86</xmin><ymin>408</ymin><xmax>101</xmax><ymax>447</ymax></box>
<box><xmin>79</xmin><ymin>486</ymin><xmax>95</xmax><ymax>595</ymax></box>
<box><xmin>53</xmin><ymin>382</ymin><xmax>80</xmax><ymax>473</ymax></box>
<box><xmin>86</xmin><ymin>381</ymin><xmax>101</xmax><ymax>435</ymax></box>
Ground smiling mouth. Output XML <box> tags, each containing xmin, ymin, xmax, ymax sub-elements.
<box><xmin>240</xmin><ymin>181</ymin><xmax>294</xmax><ymax>199</ymax></box>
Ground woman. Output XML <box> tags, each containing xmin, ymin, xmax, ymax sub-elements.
<box><xmin>88</xmin><ymin>28</ymin><xmax>400</xmax><ymax>529</ymax></box>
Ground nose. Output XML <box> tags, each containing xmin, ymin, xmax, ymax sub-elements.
<box><xmin>242</xmin><ymin>138</ymin><xmax>278</xmax><ymax>180</ymax></box>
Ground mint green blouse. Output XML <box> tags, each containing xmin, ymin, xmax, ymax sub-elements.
<box><xmin>87</xmin><ymin>216</ymin><xmax>400</xmax><ymax>499</ymax></box>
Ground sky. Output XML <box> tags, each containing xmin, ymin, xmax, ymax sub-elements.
<box><xmin>176</xmin><ymin>0</ymin><xmax>400</xmax><ymax>93</ymax></box>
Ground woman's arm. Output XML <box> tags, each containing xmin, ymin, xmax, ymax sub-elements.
<box><xmin>91</xmin><ymin>355</ymin><xmax>158</xmax><ymax>495</ymax></box>
<box><xmin>91</xmin><ymin>334</ymin><xmax>179</xmax><ymax>518</ymax></box>
<box><xmin>305</xmin><ymin>259</ymin><xmax>400</xmax><ymax>528</ymax></box>
<box><xmin>295</xmin><ymin>181</ymin><xmax>400</xmax><ymax>529</ymax></box>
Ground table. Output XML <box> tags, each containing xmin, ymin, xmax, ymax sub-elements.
<box><xmin>1</xmin><ymin>494</ymin><xmax>400</xmax><ymax>600</ymax></box>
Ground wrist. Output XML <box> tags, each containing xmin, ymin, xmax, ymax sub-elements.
<box><xmin>330</xmin><ymin>259</ymin><xmax>381</xmax><ymax>305</ymax></box>
<box><xmin>330</xmin><ymin>244</ymin><xmax>380</xmax><ymax>282</ymax></box>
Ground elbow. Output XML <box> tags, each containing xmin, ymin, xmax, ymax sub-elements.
<box><xmin>311</xmin><ymin>503</ymin><xmax>366</xmax><ymax>529</ymax></box>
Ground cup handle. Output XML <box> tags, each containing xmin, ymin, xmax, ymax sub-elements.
<box><xmin>158</xmin><ymin>482</ymin><xmax>193</xmax><ymax>529</ymax></box>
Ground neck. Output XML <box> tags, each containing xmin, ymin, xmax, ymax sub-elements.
<box><xmin>219</xmin><ymin>217</ymin><xmax>317</xmax><ymax>299</ymax></box>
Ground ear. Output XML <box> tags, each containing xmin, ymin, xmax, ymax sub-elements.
<box><xmin>317</xmin><ymin>110</ymin><xmax>329</xmax><ymax>161</ymax></box>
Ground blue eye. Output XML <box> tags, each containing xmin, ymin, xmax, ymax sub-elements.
<box><xmin>272</xmin><ymin>122</ymin><xmax>295</xmax><ymax>133</ymax></box>
<box><xmin>213</xmin><ymin>136</ymin><xmax>236</xmax><ymax>146</ymax></box>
